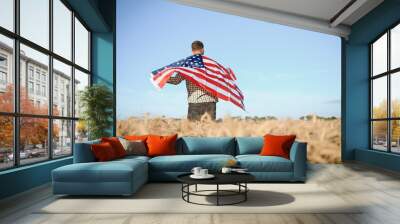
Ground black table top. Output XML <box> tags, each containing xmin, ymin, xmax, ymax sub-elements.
<box><xmin>177</xmin><ymin>172</ymin><xmax>255</xmax><ymax>185</ymax></box>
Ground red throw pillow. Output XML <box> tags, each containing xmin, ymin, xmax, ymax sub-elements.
<box><xmin>260</xmin><ymin>134</ymin><xmax>296</xmax><ymax>159</ymax></box>
<box><xmin>146</xmin><ymin>134</ymin><xmax>178</xmax><ymax>157</ymax></box>
<box><xmin>91</xmin><ymin>142</ymin><xmax>117</xmax><ymax>161</ymax></box>
<box><xmin>101</xmin><ymin>137</ymin><xmax>127</xmax><ymax>158</ymax></box>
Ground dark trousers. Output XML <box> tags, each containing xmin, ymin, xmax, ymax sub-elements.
<box><xmin>188</xmin><ymin>102</ymin><xmax>216</xmax><ymax>121</ymax></box>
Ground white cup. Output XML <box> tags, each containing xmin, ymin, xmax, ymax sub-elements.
<box><xmin>200</xmin><ymin>169</ymin><xmax>208</xmax><ymax>176</ymax></box>
<box><xmin>191</xmin><ymin>167</ymin><xmax>202</xmax><ymax>176</ymax></box>
<box><xmin>221</xmin><ymin>167</ymin><xmax>232</xmax><ymax>174</ymax></box>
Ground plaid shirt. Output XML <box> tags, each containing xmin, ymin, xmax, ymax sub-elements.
<box><xmin>167</xmin><ymin>74</ymin><xmax>218</xmax><ymax>103</ymax></box>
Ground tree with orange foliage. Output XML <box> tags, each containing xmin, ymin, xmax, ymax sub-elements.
<box><xmin>0</xmin><ymin>84</ymin><xmax>59</xmax><ymax>151</ymax></box>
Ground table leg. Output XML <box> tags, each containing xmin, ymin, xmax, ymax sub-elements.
<box><xmin>187</xmin><ymin>184</ymin><xmax>190</xmax><ymax>202</ymax></box>
<box><xmin>195</xmin><ymin>184</ymin><xmax>198</xmax><ymax>192</ymax></box>
<box><xmin>181</xmin><ymin>184</ymin><xmax>183</xmax><ymax>199</ymax></box>
<box><xmin>245</xmin><ymin>183</ymin><xmax>247</xmax><ymax>201</ymax></box>
<box><xmin>217</xmin><ymin>184</ymin><xmax>219</xmax><ymax>206</ymax></box>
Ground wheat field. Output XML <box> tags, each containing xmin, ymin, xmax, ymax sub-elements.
<box><xmin>117</xmin><ymin>115</ymin><xmax>341</xmax><ymax>163</ymax></box>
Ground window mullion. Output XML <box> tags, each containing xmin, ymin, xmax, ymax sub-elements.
<box><xmin>0</xmin><ymin>0</ymin><xmax>85</xmax><ymax>170</ymax></box>
<box><xmin>388</xmin><ymin>30</ymin><xmax>392</xmax><ymax>152</ymax></box>
<box><xmin>71</xmin><ymin>10</ymin><xmax>76</xmax><ymax>155</ymax></box>
<box><xmin>13</xmin><ymin>0</ymin><xmax>20</xmax><ymax>167</ymax></box>
<box><xmin>48</xmin><ymin>0</ymin><xmax>54</xmax><ymax>160</ymax></box>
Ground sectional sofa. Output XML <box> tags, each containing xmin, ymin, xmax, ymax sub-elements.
<box><xmin>52</xmin><ymin>137</ymin><xmax>307</xmax><ymax>196</ymax></box>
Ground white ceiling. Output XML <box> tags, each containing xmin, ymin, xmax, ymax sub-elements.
<box><xmin>171</xmin><ymin>0</ymin><xmax>384</xmax><ymax>38</ymax></box>
<box><xmin>228</xmin><ymin>0</ymin><xmax>352</xmax><ymax>23</ymax></box>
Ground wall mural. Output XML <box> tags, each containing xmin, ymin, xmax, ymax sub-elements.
<box><xmin>117</xmin><ymin>0</ymin><xmax>341</xmax><ymax>163</ymax></box>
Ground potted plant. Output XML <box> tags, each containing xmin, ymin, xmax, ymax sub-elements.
<box><xmin>79</xmin><ymin>84</ymin><xmax>113</xmax><ymax>140</ymax></box>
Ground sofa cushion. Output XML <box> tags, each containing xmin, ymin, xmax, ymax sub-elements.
<box><xmin>149</xmin><ymin>154</ymin><xmax>235</xmax><ymax>172</ymax></box>
<box><xmin>236</xmin><ymin>155</ymin><xmax>293</xmax><ymax>172</ymax></box>
<box><xmin>73</xmin><ymin>139</ymin><xmax>100</xmax><ymax>163</ymax></box>
<box><xmin>177</xmin><ymin>137</ymin><xmax>235</xmax><ymax>155</ymax></box>
<box><xmin>236</xmin><ymin>137</ymin><xmax>263</xmax><ymax>155</ymax></box>
<box><xmin>53</xmin><ymin>158</ymin><xmax>147</xmax><ymax>183</ymax></box>
<box><xmin>116</xmin><ymin>155</ymin><xmax>150</xmax><ymax>163</ymax></box>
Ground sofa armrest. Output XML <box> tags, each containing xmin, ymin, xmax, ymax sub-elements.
<box><xmin>73</xmin><ymin>140</ymin><xmax>100</xmax><ymax>163</ymax></box>
<box><xmin>289</xmin><ymin>141</ymin><xmax>307</xmax><ymax>182</ymax></box>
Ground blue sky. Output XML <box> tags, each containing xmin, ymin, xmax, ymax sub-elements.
<box><xmin>117</xmin><ymin>0</ymin><xmax>341</xmax><ymax>119</ymax></box>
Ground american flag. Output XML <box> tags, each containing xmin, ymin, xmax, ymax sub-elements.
<box><xmin>150</xmin><ymin>55</ymin><xmax>245</xmax><ymax>110</ymax></box>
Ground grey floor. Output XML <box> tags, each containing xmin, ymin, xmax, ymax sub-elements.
<box><xmin>1</xmin><ymin>163</ymin><xmax>400</xmax><ymax>224</ymax></box>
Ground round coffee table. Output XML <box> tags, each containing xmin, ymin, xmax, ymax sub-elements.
<box><xmin>177</xmin><ymin>173</ymin><xmax>255</xmax><ymax>206</ymax></box>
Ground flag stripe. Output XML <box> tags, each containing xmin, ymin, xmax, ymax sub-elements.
<box><xmin>176</xmin><ymin>70</ymin><xmax>244</xmax><ymax>108</ymax></box>
<box><xmin>153</xmin><ymin>67</ymin><xmax>243</xmax><ymax>105</ymax></box>
<box><xmin>151</xmin><ymin>55</ymin><xmax>245</xmax><ymax>110</ymax></box>
<box><xmin>203</xmin><ymin>68</ymin><xmax>244</xmax><ymax>98</ymax></box>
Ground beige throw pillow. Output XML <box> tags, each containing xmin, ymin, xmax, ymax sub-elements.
<box><xmin>119</xmin><ymin>138</ymin><xmax>147</xmax><ymax>156</ymax></box>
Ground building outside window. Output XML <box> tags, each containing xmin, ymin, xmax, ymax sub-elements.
<box><xmin>41</xmin><ymin>85</ymin><xmax>46</xmax><ymax>97</ymax></box>
<box><xmin>41</xmin><ymin>73</ymin><xmax>46</xmax><ymax>83</ymax></box>
<box><xmin>0</xmin><ymin>71</ymin><xmax>6</xmax><ymax>84</ymax></box>
<box><xmin>0</xmin><ymin>54</ymin><xmax>6</xmax><ymax>67</ymax></box>
<box><xmin>0</xmin><ymin>0</ymin><xmax>91</xmax><ymax>170</ymax></box>
<box><xmin>28</xmin><ymin>81</ymin><xmax>34</xmax><ymax>94</ymax></box>
<box><xmin>28</xmin><ymin>66</ymin><xmax>34</xmax><ymax>80</ymax></box>
<box><xmin>35</xmin><ymin>70</ymin><xmax>40</xmax><ymax>81</ymax></box>
<box><xmin>35</xmin><ymin>83</ymin><xmax>40</xmax><ymax>95</ymax></box>
<box><xmin>0</xmin><ymin>54</ymin><xmax>7</xmax><ymax>88</ymax></box>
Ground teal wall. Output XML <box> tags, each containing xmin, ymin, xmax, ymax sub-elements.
<box><xmin>91</xmin><ymin>32</ymin><xmax>115</xmax><ymax>134</ymax></box>
<box><xmin>0</xmin><ymin>158</ymin><xmax>72</xmax><ymax>199</ymax></box>
<box><xmin>0</xmin><ymin>0</ymin><xmax>116</xmax><ymax>200</ymax></box>
<box><xmin>344</xmin><ymin>0</ymin><xmax>400</xmax><ymax>171</ymax></box>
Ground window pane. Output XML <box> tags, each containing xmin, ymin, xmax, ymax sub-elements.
<box><xmin>0</xmin><ymin>0</ymin><xmax>14</xmax><ymax>31</ymax></box>
<box><xmin>391</xmin><ymin>24</ymin><xmax>400</xmax><ymax>70</ymax></box>
<box><xmin>20</xmin><ymin>117</ymin><xmax>49</xmax><ymax>165</ymax></box>
<box><xmin>74</xmin><ymin>69</ymin><xmax>89</xmax><ymax>118</ymax></box>
<box><xmin>53</xmin><ymin>0</ymin><xmax>72</xmax><ymax>60</ymax></box>
<box><xmin>53</xmin><ymin>119</ymin><xmax>72</xmax><ymax>157</ymax></box>
<box><xmin>372</xmin><ymin>77</ymin><xmax>387</xmax><ymax>119</ymax></box>
<box><xmin>20</xmin><ymin>44</ymin><xmax>49</xmax><ymax>115</ymax></box>
<box><xmin>20</xmin><ymin>0</ymin><xmax>49</xmax><ymax>49</ymax></box>
<box><xmin>75</xmin><ymin>120</ymin><xmax>88</xmax><ymax>143</ymax></box>
<box><xmin>372</xmin><ymin>121</ymin><xmax>388</xmax><ymax>151</ymax></box>
<box><xmin>53</xmin><ymin>59</ymin><xmax>72</xmax><ymax>117</ymax></box>
<box><xmin>372</xmin><ymin>33</ymin><xmax>387</xmax><ymax>76</ymax></box>
<box><xmin>0</xmin><ymin>34</ymin><xmax>14</xmax><ymax>112</ymax></box>
<box><xmin>74</xmin><ymin>18</ymin><xmax>89</xmax><ymax>70</ymax></box>
<box><xmin>392</xmin><ymin>72</ymin><xmax>400</xmax><ymax>118</ymax></box>
<box><xmin>391</xmin><ymin>120</ymin><xmax>400</xmax><ymax>153</ymax></box>
<box><xmin>0</xmin><ymin>116</ymin><xmax>13</xmax><ymax>170</ymax></box>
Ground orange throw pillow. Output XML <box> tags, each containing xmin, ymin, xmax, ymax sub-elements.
<box><xmin>101</xmin><ymin>137</ymin><xmax>127</xmax><ymax>158</ymax></box>
<box><xmin>91</xmin><ymin>142</ymin><xmax>117</xmax><ymax>161</ymax></box>
<box><xmin>146</xmin><ymin>134</ymin><xmax>178</xmax><ymax>157</ymax></box>
<box><xmin>260</xmin><ymin>134</ymin><xmax>296</xmax><ymax>159</ymax></box>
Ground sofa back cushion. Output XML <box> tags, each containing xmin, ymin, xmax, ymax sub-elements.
<box><xmin>235</xmin><ymin>137</ymin><xmax>263</xmax><ymax>155</ymax></box>
<box><xmin>177</xmin><ymin>137</ymin><xmax>235</xmax><ymax>155</ymax></box>
<box><xmin>73</xmin><ymin>139</ymin><xmax>100</xmax><ymax>163</ymax></box>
